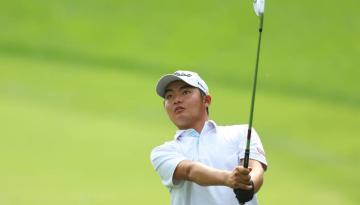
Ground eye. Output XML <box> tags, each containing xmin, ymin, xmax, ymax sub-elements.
<box><xmin>183</xmin><ymin>90</ymin><xmax>191</xmax><ymax>95</ymax></box>
<box><xmin>165</xmin><ymin>94</ymin><xmax>173</xmax><ymax>100</ymax></box>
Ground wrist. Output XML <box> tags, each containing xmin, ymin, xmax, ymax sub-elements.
<box><xmin>222</xmin><ymin>170</ymin><xmax>232</xmax><ymax>187</ymax></box>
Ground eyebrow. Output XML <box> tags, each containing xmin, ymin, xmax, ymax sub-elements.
<box><xmin>164</xmin><ymin>85</ymin><xmax>194</xmax><ymax>95</ymax></box>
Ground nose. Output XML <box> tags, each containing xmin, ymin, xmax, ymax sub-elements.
<box><xmin>173</xmin><ymin>94</ymin><xmax>182</xmax><ymax>104</ymax></box>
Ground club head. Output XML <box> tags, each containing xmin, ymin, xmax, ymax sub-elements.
<box><xmin>253</xmin><ymin>0</ymin><xmax>265</xmax><ymax>16</ymax></box>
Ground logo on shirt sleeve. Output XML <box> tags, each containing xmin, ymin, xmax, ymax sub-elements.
<box><xmin>257</xmin><ymin>147</ymin><xmax>266</xmax><ymax>156</ymax></box>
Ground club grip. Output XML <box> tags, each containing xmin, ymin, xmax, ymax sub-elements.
<box><xmin>233</xmin><ymin>180</ymin><xmax>255</xmax><ymax>204</ymax></box>
<box><xmin>243</xmin><ymin>149</ymin><xmax>250</xmax><ymax>168</ymax></box>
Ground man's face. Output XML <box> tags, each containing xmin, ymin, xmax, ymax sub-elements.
<box><xmin>164</xmin><ymin>80</ymin><xmax>210</xmax><ymax>130</ymax></box>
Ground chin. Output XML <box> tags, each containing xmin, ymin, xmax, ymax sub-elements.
<box><xmin>173</xmin><ymin>119</ymin><xmax>191</xmax><ymax>130</ymax></box>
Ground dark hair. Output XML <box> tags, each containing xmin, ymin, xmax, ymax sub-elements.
<box><xmin>200</xmin><ymin>90</ymin><xmax>209</xmax><ymax>115</ymax></box>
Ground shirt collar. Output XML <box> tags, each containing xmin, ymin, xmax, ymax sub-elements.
<box><xmin>174</xmin><ymin>120</ymin><xmax>217</xmax><ymax>140</ymax></box>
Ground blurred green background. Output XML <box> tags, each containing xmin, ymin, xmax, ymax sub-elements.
<box><xmin>1</xmin><ymin>0</ymin><xmax>359</xmax><ymax>204</ymax></box>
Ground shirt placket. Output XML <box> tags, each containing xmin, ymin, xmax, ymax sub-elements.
<box><xmin>190</xmin><ymin>130</ymin><xmax>200</xmax><ymax>161</ymax></box>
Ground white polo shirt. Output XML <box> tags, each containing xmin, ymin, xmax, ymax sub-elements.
<box><xmin>151</xmin><ymin>120</ymin><xmax>267</xmax><ymax>205</ymax></box>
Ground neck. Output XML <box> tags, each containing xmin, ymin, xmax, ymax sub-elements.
<box><xmin>180</xmin><ymin>115</ymin><xmax>208</xmax><ymax>134</ymax></box>
<box><xmin>193</xmin><ymin>119</ymin><xmax>207</xmax><ymax>134</ymax></box>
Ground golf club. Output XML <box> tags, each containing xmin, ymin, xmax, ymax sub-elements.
<box><xmin>234</xmin><ymin>0</ymin><xmax>265</xmax><ymax>204</ymax></box>
<box><xmin>243</xmin><ymin>0</ymin><xmax>264</xmax><ymax>170</ymax></box>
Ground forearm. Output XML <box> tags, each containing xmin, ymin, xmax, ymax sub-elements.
<box><xmin>174</xmin><ymin>160</ymin><xmax>230</xmax><ymax>186</ymax></box>
<box><xmin>174</xmin><ymin>159</ymin><xmax>264</xmax><ymax>190</ymax></box>
<box><xmin>188</xmin><ymin>162</ymin><xmax>230</xmax><ymax>186</ymax></box>
<box><xmin>248</xmin><ymin>160</ymin><xmax>265</xmax><ymax>193</ymax></box>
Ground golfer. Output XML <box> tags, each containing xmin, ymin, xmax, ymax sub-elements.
<box><xmin>150</xmin><ymin>70</ymin><xmax>267</xmax><ymax>205</ymax></box>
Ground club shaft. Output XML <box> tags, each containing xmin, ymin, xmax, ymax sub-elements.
<box><xmin>243</xmin><ymin>14</ymin><xmax>264</xmax><ymax>169</ymax></box>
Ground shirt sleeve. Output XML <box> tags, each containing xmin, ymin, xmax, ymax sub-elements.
<box><xmin>150</xmin><ymin>141</ymin><xmax>187</xmax><ymax>189</ymax></box>
<box><xmin>238</xmin><ymin>126</ymin><xmax>268</xmax><ymax>170</ymax></box>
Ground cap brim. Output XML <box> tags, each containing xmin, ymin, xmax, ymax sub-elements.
<box><xmin>156</xmin><ymin>75</ymin><xmax>183</xmax><ymax>98</ymax></box>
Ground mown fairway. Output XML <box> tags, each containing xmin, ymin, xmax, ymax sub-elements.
<box><xmin>1</xmin><ymin>0</ymin><xmax>359</xmax><ymax>204</ymax></box>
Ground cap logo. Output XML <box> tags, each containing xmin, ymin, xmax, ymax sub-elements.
<box><xmin>174</xmin><ymin>72</ymin><xmax>192</xmax><ymax>77</ymax></box>
<box><xmin>197</xmin><ymin>82</ymin><xmax>206</xmax><ymax>91</ymax></box>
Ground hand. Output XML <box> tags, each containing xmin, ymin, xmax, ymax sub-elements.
<box><xmin>225</xmin><ymin>166</ymin><xmax>253</xmax><ymax>190</ymax></box>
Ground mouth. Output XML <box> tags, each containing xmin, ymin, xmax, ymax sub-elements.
<box><xmin>174</xmin><ymin>106</ymin><xmax>185</xmax><ymax>114</ymax></box>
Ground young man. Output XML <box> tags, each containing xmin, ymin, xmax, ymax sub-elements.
<box><xmin>151</xmin><ymin>70</ymin><xmax>267</xmax><ymax>205</ymax></box>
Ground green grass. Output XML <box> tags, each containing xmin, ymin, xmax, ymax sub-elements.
<box><xmin>0</xmin><ymin>0</ymin><xmax>359</xmax><ymax>204</ymax></box>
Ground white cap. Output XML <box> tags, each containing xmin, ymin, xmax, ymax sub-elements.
<box><xmin>156</xmin><ymin>70</ymin><xmax>209</xmax><ymax>98</ymax></box>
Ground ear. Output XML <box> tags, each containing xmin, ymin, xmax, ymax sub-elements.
<box><xmin>204</xmin><ymin>95</ymin><xmax>212</xmax><ymax>107</ymax></box>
